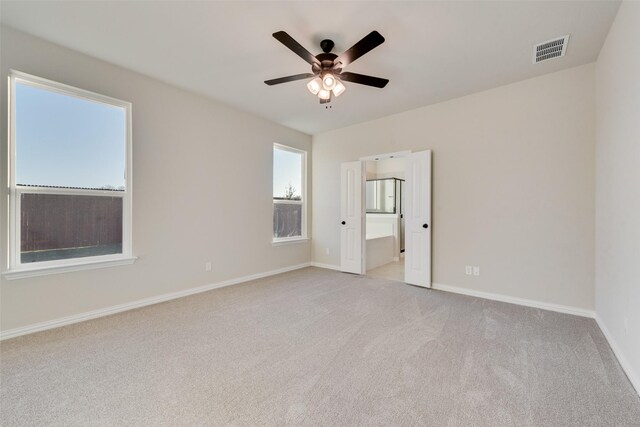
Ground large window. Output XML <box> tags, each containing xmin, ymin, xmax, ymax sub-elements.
<box><xmin>6</xmin><ymin>71</ymin><xmax>133</xmax><ymax>278</ymax></box>
<box><xmin>273</xmin><ymin>144</ymin><xmax>306</xmax><ymax>242</ymax></box>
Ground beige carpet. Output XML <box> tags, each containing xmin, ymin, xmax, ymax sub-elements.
<box><xmin>1</xmin><ymin>267</ymin><xmax>639</xmax><ymax>426</ymax></box>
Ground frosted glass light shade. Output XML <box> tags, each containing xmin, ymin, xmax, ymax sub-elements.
<box><xmin>332</xmin><ymin>80</ymin><xmax>346</xmax><ymax>97</ymax></box>
<box><xmin>318</xmin><ymin>89</ymin><xmax>331</xmax><ymax>100</ymax></box>
<box><xmin>307</xmin><ymin>77</ymin><xmax>322</xmax><ymax>95</ymax></box>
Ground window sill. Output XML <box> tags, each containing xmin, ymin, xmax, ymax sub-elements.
<box><xmin>3</xmin><ymin>256</ymin><xmax>137</xmax><ymax>280</ymax></box>
<box><xmin>272</xmin><ymin>237</ymin><xmax>309</xmax><ymax>246</ymax></box>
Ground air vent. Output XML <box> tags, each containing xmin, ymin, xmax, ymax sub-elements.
<box><xmin>533</xmin><ymin>35</ymin><xmax>570</xmax><ymax>63</ymax></box>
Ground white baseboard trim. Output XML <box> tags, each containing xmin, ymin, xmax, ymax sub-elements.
<box><xmin>431</xmin><ymin>282</ymin><xmax>595</xmax><ymax>318</ymax></box>
<box><xmin>0</xmin><ymin>262</ymin><xmax>312</xmax><ymax>341</ymax></box>
<box><xmin>594</xmin><ymin>315</ymin><xmax>640</xmax><ymax>396</ymax></box>
<box><xmin>310</xmin><ymin>262</ymin><xmax>341</xmax><ymax>271</ymax></box>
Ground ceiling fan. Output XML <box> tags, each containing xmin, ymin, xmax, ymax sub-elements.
<box><xmin>264</xmin><ymin>30</ymin><xmax>389</xmax><ymax>105</ymax></box>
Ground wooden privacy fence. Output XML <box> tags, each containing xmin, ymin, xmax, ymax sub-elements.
<box><xmin>273</xmin><ymin>202</ymin><xmax>302</xmax><ymax>238</ymax></box>
<box><xmin>20</xmin><ymin>193</ymin><xmax>123</xmax><ymax>252</ymax></box>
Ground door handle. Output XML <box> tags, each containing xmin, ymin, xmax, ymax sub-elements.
<box><xmin>341</xmin><ymin>221</ymin><xmax>346</xmax><ymax>225</ymax></box>
<box><xmin>423</xmin><ymin>224</ymin><xmax>429</xmax><ymax>228</ymax></box>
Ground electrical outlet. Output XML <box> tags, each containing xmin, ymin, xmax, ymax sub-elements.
<box><xmin>465</xmin><ymin>265</ymin><xmax>473</xmax><ymax>275</ymax></box>
<box><xmin>205</xmin><ymin>262</ymin><xmax>212</xmax><ymax>272</ymax></box>
<box><xmin>473</xmin><ymin>266</ymin><xmax>480</xmax><ymax>276</ymax></box>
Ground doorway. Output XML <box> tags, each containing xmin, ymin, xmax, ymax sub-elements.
<box><xmin>340</xmin><ymin>150</ymin><xmax>432</xmax><ymax>288</ymax></box>
<box><xmin>364</xmin><ymin>157</ymin><xmax>406</xmax><ymax>282</ymax></box>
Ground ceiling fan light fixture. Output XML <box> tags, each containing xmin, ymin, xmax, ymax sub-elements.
<box><xmin>307</xmin><ymin>77</ymin><xmax>322</xmax><ymax>95</ymax></box>
<box><xmin>266</xmin><ymin>31</ymin><xmax>389</xmax><ymax>104</ymax></box>
<box><xmin>318</xmin><ymin>88</ymin><xmax>331</xmax><ymax>100</ymax></box>
<box><xmin>332</xmin><ymin>80</ymin><xmax>346</xmax><ymax>97</ymax></box>
<box><xmin>322</xmin><ymin>73</ymin><xmax>336</xmax><ymax>90</ymax></box>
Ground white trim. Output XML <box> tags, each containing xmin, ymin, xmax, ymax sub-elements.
<box><xmin>8</xmin><ymin>73</ymin><xmax>17</xmax><ymax>270</ymax></box>
<box><xmin>272</xmin><ymin>237</ymin><xmax>309</xmax><ymax>246</ymax></box>
<box><xmin>7</xmin><ymin>70</ymin><xmax>134</xmax><ymax>275</ymax></box>
<box><xmin>273</xmin><ymin>199</ymin><xmax>303</xmax><ymax>205</ymax></box>
<box><xmin>594</xmin><ymin>315</ymin><xmax>640</xmax><ymax>396</ymax></box>
<box><xmin>0</xmin><ymin>262</ymin><xmax>311</xmax><ymax>341</ymax></box>
<box><xmin>9</xmin><ymin>70</ymin><xmax>131</xmax><ymax>108</ymax></box>
<box><xmin>432</xmin><ymin>282</ymin><xmax>595</xmax><ymax>318</ymax></box>
<box><xmin>3</xmin><ymin>256</ymin><xmax>137</xmax><ymax>280</ymax></box>
<box><xmin>310</xmin><ymin>262</ymin><xmax>341</xmax><ymax>271</ymax></box>
<box><xmin>359</xmin><ymin>151</ymin><xmax>411</xmax><ymax>161</ymax></box>
<box><xmin>272</xmin><ymin>143</ymin><xmax>307</xmax><ymax>242</ymax></box>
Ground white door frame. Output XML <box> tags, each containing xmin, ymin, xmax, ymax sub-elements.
<box><xmin>359</xmin><ymin>151</ymin><xmax>412</xmax><ymax>162</ymax></box>
<box><xmin>357</xmin><ymin>150</ymin><xmax>432</xmax><ymax>287</ymax></box>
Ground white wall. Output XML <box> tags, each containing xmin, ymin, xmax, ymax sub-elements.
<box><xmin>365</xmin><ymin>161</ymin><xmax>377</xmax><ymax>180</ymax></box>
<box><xmin>595</xmin><ymin>1</ymin><xmax>640</xmax><ymax>393</ymax></box>
<box><xmin>313</xmin><ymin>64</ymin><xmax>596</xmax><ymax>311</ymax></box>
<box><xmin>374</xmin><ymin>158</ymin><xmax>406</xmax><ymax>180</ymax></box>
<box><xmin>0</xmin><ymin>27</ymin><xmax>312</xmax><ymax>332</ymax></box>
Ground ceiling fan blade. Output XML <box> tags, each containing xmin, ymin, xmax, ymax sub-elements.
<box><xmin>273</xmin><ymin>31</ymin><xmax>321</xmax><ymax>66</ymax></box>
<box><xmin>334</xmin><ymin>31</ymin><xmax>385</xmax><ymax>68</ymax></box>
<box><xmin>339</xmin><ymin>72</ymin><xmax>389</xmax><ymax>88</ymax></box>
<box><xmin>264</xmin><ymin>73</ymin><xmax>315</xmax><ymax>86</ymax></box>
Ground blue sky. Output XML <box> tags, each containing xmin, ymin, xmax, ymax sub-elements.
<box><xmin>16</xmin><ymin>82</ymin><xmax>126</xmax><ymax>189</ymax></box>
<box><xmin>16</xmin><ymin>81</ymin><xmax>301</xmax><ymax>195</ymax></box>
<box><xmin>273</xmin><ymin>148</ymin><xmax>302</xmax><ymax>198</ymax></box>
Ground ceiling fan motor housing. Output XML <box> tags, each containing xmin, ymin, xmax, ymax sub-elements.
<box><xmin>313</xmin><ymin>52</ymin><xmax>338</xmax><ymax>74</ymax></box>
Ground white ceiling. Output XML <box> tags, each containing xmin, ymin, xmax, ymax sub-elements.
<box><xmin>0</xmin><ymin>1</ymin><xmax>620</xmax><ymax>135</ymax></box>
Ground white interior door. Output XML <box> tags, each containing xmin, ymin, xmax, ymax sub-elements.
<box><xmin>404</xmin><ymin>150</ymin><xmax>432</xmax><ymax>287</ymax></box>
<box><xmin>340</xmin><ymin>161</ymin><xmax>364</xmax><ymax>274</ymax></box>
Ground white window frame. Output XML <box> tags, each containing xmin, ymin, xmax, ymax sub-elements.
<box><xmin>272</xmin><ymin>143</ymin><xmax>307</xmax><ymax>244</ymax></box>
<box><xmin>4</xmin><ymin>70</ymin><xmax>135</xmax><ymax>280</ymax></box>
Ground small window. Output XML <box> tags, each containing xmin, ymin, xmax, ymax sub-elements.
<box><xmin>6</xmin><ymin>71</ymin><xmax>133</xmax><ymax>277</ymax></box>
<box><xmin>273</xmin><ymin>144</ymin><xmax>306</xmax><ymax>242</ymax></box>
